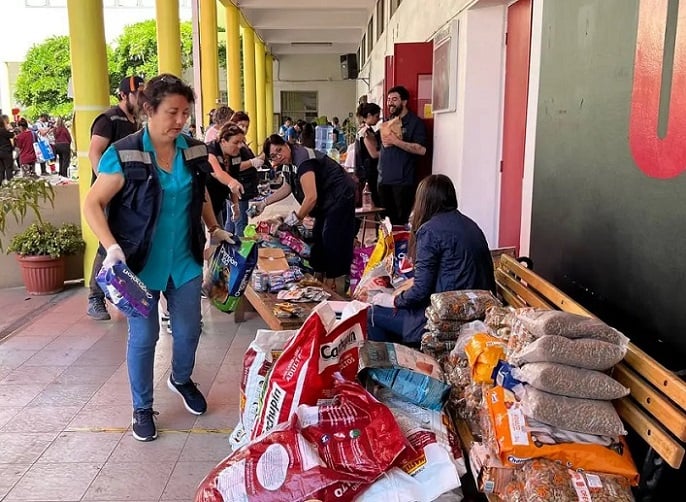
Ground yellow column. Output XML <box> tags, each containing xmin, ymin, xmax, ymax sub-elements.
<box><xmin>199</xmin><ymin>0</ymin><xmax>219</xmax><ymax>127</ymax></box>
<box><xmin>155</xmin><ymin>0</ymin><xmax>182</xmax><ymax>76</ymax></box>
<box><xmin>255</xmin><ymin>38</ymin><xmax>266</xmax><ymax>151</ymax></box>
<box><xmin>242</xmin><ymin>25</ymin><xmax>257</xmax><ymax>150</ymax></box>
<box><xmin>66</xmin><ymin>0</ymin><xmax>110</xmax><ymax>283</ymax></box>
<box><xmin>266</xmin><ymin>53</ymin><xmax>274</xmax><ymax>137</ymax></box>
<box><xmin>225</xmin><ymin>2</ymin><xmax>242</xmax><ymax>111</ymax></box>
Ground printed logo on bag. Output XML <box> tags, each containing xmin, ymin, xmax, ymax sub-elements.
<box><xmin>263</xmin><ymin>382</ymin><xmax>286</xmax><ymax>431</ymax></box>
<box><xmin>319</xmin><ymin>326</ymin><xmax>363</xmax><ymax>371</ymax></box>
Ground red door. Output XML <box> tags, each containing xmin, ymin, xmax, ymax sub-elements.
<box><xmin>384</xmin><ymin>42</ymin><xmax>434</xmax><ymax>183</ymax></box>
<box><xmin>498</xmin><ymin>0</ymin><xmax>532</xmax><ymax>251</ymax></box>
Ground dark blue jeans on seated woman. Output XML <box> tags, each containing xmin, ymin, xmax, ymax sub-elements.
<box><xmin>367</xmin><ymin>305</ymin><xmax>421</xmax><ymax>349</ymax></box>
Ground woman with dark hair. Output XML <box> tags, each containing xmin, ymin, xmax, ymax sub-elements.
<box><xmin>223</xmin><ymin>111</ymin><xmax>265</xmax><ymax>236</ymax></box>
<box><xmin>83</xmin><ymin>74</ymin><xmax>235</xmax><ymax>442</ymax></box>
<box><xmin>206</xmin><ymin>122</ymin><xmax>247</xmax><ymax>228</ymax></box>
<box><xmin>53</xmin><ymin>117</ymin><xmax>72</xmax><ymax>178</ymax></box>
<box><xmin>367</xmin><ymin>174</ymin><xmax>496</xmax><ymax>347</ymax></box>
<box><xmin>355</xmin><ymin>102</ymin><xmax>382</xmax><ymax>208</ymax></box>
<box><xmin>299</xmin><ymin>122</ymin><xmax>316</xmax><ymax>149</ymax></box>
<box><xmin>255</xmin><ymin>134</ymin><xmax>357</xmax><ymax>288</ymax></box>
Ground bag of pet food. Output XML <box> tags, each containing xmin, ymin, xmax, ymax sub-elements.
<box><xmin>96</xmin><ymin>262</ymin><xmax>152</xmax><ymax>318</ymax></box>
<box><xmin>202</xmin><ymin>238</ymin><xmax>258</xmax><ymax>313</ymax></box>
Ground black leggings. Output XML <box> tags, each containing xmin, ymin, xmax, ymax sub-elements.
<box><xmin>0</xmin><ymin>153</ymin><xmax>13</xmax><ymax>182</ymax></box>
<box><xmin>54</xmin><ymin>143</ymin><xmax>71</xmax><ymax>178</ymax></box>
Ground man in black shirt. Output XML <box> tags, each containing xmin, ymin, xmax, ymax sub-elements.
<box><xmin>86</xmin><ymin>76</ymin><xmax>143</xmax><ymax>320</ymax></box>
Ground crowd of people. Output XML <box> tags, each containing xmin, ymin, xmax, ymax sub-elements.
<box><xmin>0</xmin><ymin>111</ymin><xmax>74</xmax><ymax>183</ymax></box>
<box><xmin>17</xmin><ymin>72</ymin><xmax>493</xmax><ymax>444</ymax></box>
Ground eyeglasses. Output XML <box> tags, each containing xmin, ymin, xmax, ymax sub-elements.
<box><xmin>269</xmin><ymin>146</ymin><xmax>285</xmax><ymax>161</ymax></box>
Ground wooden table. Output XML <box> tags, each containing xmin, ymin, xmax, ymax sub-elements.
<box><xmin>234</xmin><ymin>284</ymin><xmax>347</xmax><ymax>330</ymax></box>
<box><xmin>355</xmin><ymin>206</ymin><xmax>385</xmax><ymax>245</ymax></box>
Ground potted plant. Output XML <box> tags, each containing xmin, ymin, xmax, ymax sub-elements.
<box><xmin>1</xmin><ymin>178</ymin><xmax>85</xmax><ymax>295</ymax></box>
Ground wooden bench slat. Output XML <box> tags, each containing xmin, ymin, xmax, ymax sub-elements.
<box><xmin>614</xmin><ymin>363</ymin><xmax>686</xmax><ymax>441</ymax></box>
<box><xmin>495</xmin><ymin>269</ymin><xmax>554</xmax><ymax>310</ymax></box>
<box><xmin>623</xmin><ymin>344</ymin><xmax>686</xmax><ymax>412</ymax></box>
<box><xmin>614</xmin><ymin>398</ymin><xmax>685</xmax><ymax>470</ymax></box>
<box><xmin>499</xmin><ymin>254</ymin><xmax>593</xmax><ymax>316</ymax></box>
<box><xmin>496</xmin><ymin>282</ymin><xmax>527</xmax><ymax>309</ymax></box>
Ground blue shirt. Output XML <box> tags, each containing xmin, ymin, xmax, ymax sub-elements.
<box><xmin>98</xmin><ymin>127</ymin><xmax>202</xmax><ymax>291</ymax></box>
<box><xmin>378</xmin><ymin>111</ymin><xmax>427</xmax><ymax>185</ymax></box>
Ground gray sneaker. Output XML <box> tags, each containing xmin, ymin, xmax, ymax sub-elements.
<box><xmin>87</xmin><ymin>297</ymin><xmax>111</xmax><ymax>320</ymax></box>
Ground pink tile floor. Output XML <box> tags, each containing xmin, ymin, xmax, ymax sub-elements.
<box><xmin>0</xmin><ymin>285</ymin><xmax>264</xmax><ymax>501</ymax></box>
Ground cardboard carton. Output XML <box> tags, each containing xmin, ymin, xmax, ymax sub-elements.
<box><xmin>257</xmin><ymin>248</ymin><xmax>290</xmax><ymax>273</ymax></box>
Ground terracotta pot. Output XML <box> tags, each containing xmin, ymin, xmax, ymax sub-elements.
<box><xmin>15</xmin><ymin>255</ymin><xmax>66</xmax><ymax>295</ymax></box>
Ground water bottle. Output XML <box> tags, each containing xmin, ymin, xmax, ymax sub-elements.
<box><xmin>315</xmin><ymin>125</ymin><xmax>334</xmax><ymax>152</ymax></box>
<box><xmin>362</xmin><ymin>182</ymin><xmax>372</xmax><ymax>209</ymax></box>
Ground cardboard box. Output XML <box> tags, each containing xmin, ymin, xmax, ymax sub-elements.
<box><xmin>257</xmin><ymin>248</ymin><xmax>290</xmax><ymax>273</ymax></box>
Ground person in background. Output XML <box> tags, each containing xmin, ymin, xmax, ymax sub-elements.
<box><xmin>355</xmin><ymin>102</ymin><xmax>382</xmax><ymax>208</ymax></box>
<box><xmin>205</xmin><ymin>122</ymin><xmax>246</xmax><ymax>228</ymax></box>
<box><xmin>34</xmin><ymin>113</ymin><xmax>54</xmax><ymax>175</ymax></box>
<box><xmin>203</xmin><ymin>105</ymin><xmax>233</xmax><ymax>143</ymax></box>
<box><xmin>85</xmin><ymin>75</ymin><xmax>144</xmax><ymax>321</ymax></box>
<box><xmin>53</xmin><ymin>117</ymin><xmax>72</xmax><ymax>178</ymax></box>
<box><xmin>300</xmin><ymin>121</ymin><xmax>315</xmax><ymax>149</ymax></box>
<box><xmin>14</xmin><ymin>119</ymin><xmax>37</xmax><ymax>178</ymax></box>
<box><xmin>225</xmin><ymin>111</ymin><xmax>264</xmax><ymax>236</ymax></box>
<box><xmin>0</xmin><ymin>114</ymin><xmax>15</xmax><ymax>183</ymax></box>
<box><xmin>286</xmin><ymin>120</ymin><xmax>303</xmax><ymax>145</ymax></box>
<box><xmin>367</xmin><ymin>174</ymin><xmax>495</xmax><ymax>347</ymax></box>
<box><xmin>83</xmin><ymin>74</ymin><xmax>234</xmax><ymax>442</ymax></box>
<box><xmin>378</xmin><ymin>85</ymin><xmax>427</xmax><ymax>225</ymax></box>
<box><xmin>257</xmin><ymin>134</ymin><xmax>357</xmax><ymax>291</ymax></box>
<box><xmin>279</xmin><ymin>116</ymin><xmax>292</xmax><ymax>137</ymax></box>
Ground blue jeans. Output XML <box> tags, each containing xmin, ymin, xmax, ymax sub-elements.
<box><xmin>367</xmin><ymin>305</ymin><xmax>421</xmax><ymax>349</ymax></box>
<box><xmin>126</xmin><ymin>275</ymin><xmax>202</xmax><ymax>410</ymax></box>
<box><xmin>224</xmin><ymin>199</ymin><xmax>249</xmax><ymax>237</ymax></box>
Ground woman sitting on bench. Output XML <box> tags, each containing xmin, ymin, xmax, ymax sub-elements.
<box><xmin>367</xmin><ymin>174</ymin><xmax>496</xmax><ymax>347</ymax></box>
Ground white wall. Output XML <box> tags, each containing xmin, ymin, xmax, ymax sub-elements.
<box><xmin>355</xmin><ymin>0</ymin><xmax>509</xmax><ymax>246</ymax></box>
<box><xmin>272</xmin><ymin>54</ymin><xmax>357</xmax><ymax>124</ymax></box>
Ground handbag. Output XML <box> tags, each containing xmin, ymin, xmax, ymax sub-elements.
<box><xmin>32</xmin><ymin>131</ymin><xmax>55</xmax><ymax>163</ymax></box>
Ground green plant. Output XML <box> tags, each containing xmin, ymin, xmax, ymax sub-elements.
<box><xmin>0</xmin><ymin>178</ymin><xmax>55</xmax><ymax>251</ymax></box>
<box><xmin>7</xmin><ymin>222</ymin><xmax>85</xmax><ymax>258</ymax></box>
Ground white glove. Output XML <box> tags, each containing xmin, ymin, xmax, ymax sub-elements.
<box><xmin>284</xmin><ymin>211</ymin><xmax>300</xmax><ymax>227</ymax></box>
<box><xmin>210</xmin><ymin>228</ymin><xmax>235</xmax><ymax>245</ymax></box>
<box><xmin>357</xmin><ymin>124</ymin><xmax>369</xmax><ymax>139</ymax></box>
<box><xmin>228</xmin><ymin>178</ymin><xmax>244</xmax><ymax>195</ymax></box>
<box><xmin>253</xmin><ymin>200</ymin><xmax>267</xmax><ymax>216</ymax></box>
<box><xmin>103</xmin><ymin>244</ymin><xmax>126</xmax><ymax>269</ymax></box>
<box><xmin>372</xmin><ymin>292</ymin><xmax>395</xmax><ymax>309</ymax></box>
<box><xmin>250</xmin><ymin>157</ymin><xmax>265</xmax><ymax>168</ymax></box>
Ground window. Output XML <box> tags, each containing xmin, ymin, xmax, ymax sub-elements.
<box><xmin>367</xmin><ymin>18</ymin><xmax>374</xmax><ymax>55</ymax></box>
<box><xmin>280</xmin><ymin>91</ymin><xmax>318</xmax><ymax>123</ymax></box>
<box><xmin>360</xmin><ymin>35</ymin><xmax>366</xmax><ymax>67</ymax></box>
<box><xmin>390</xmin><ymin>0</ymin><xmax>402</xmax><ymax>17</ymax></box>
<box><xmin>357</xmin><ymin>47</ymin><xmax>362</xmax><ymax>70</ymax></box>
<box><xmin>376</xmin><ymin>0</ymin><xmax>385</xmax><ymax>38</ymax></box>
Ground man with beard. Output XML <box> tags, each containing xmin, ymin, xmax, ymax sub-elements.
<box><xmin>85</xmin><ymin>75</ymin><xmax>144</xmax><ymax>320</ymax></box>
<box><xmin>378</xmin><ymin>85</ymin><xmax>427</xmax><ymax>225</ymax></box>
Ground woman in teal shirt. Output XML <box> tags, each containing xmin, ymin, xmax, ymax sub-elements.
<box><xmin>84</xmin><ymin>74</ymin><xmax>234</xmax><ymax>442</ymax></box>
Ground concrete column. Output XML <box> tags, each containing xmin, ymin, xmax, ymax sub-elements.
<box><xmin>225</xmin><ymin>2</ymin><xmax>242</xmax><ymax>111</ymax></box>
<box><xmin>155</xmin><ymin>0</ymin><xmax>182</xmax><ymax>76</ymax></box>
<box><xmin>199</xmin><ymin>0</ymin><xmax>219</xmax><ymax>126</ymax></box>
<box><xmin>242</xmin><ymin>25</ymin><xmax>257</xmax><ymax>150</ymax></box>
<box><xmin>266</xmin><ymin>53</ymin><xmax>274</xmax><ymax>137</ymax></box>
<box><xmin>66</xmin><ymin>0</ymin><xmax>110</xmax><ymax>282</ymax></box>
<box><xmin>255</xmin><ymin>38</ymin><xmax>266</xmax><ymax>150</ymax></box>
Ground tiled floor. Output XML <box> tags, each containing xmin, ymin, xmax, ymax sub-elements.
<box><xmin>0</xmin><ymin>285</ymin><xmax>265</xmax><ymax>501</ymax></box>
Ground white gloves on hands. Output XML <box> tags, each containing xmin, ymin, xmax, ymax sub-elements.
<box><xmin>250</xmin><ymin>157</ymin><xmax>265</xmax><ymax>168</ymax></box>
<box><xmin>372</xmin><ymin>292</ymin><xmax>395</xmax><ymax>309</ymax></box>
<box><xmin>230</xmin><ymin>203</ymin><xmax>241</xmax><ymax>222</ymax></box>
<box><xmin>284</xmin><ymin>211</ymin><xmax>300</xmax><ymax>227</ymax></box>
<box><xmin>211</xmin><ymin>228</ymin><xmax>236</xmax><ymax>245</ymax></box>
<box><xmin>228</xmin><ymin>178</ymin><xmax>244</xmax><ymax>195</ymax></box>
<box><xmin>103</xmin><ymin>244</ymin><xmax>126</xmax><ymax>269</ymax></box>
<box><xmin>357</xmin><ymin>124</ymin><xmax>370</xmax><ymax>139</ymax></box>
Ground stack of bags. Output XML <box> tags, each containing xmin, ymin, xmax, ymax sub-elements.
<box><xmin>420</xmin><ymin>290</ymin><xmax>501</xmax><ymax>363</ymax></box>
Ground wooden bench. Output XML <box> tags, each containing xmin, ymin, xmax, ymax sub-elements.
<box><xmin>492</xmin><ymin>253</ymin><xmax>686</xmax><ymax>498</ymax></box>
<box><xmin>234</xmin><ymin>284</ymin><xmax>347</xmax><ymax>331</ymax></box>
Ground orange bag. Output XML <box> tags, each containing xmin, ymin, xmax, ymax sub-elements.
<box><xmin>484</xmin><ymin>386</ymin><xmax>639</xmax><ymax>485</ymax></box>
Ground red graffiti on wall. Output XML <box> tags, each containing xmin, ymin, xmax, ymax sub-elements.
<box><xmin>629</xmin><ymin>0</ymin><xmax>686</xmax><ymax>179</ymax></box>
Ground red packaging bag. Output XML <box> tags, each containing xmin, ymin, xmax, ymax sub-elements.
<box><xmin>251</xmin><ymin>300</ymin><xmax>370</xmax><ymax>439</ymax></box>
<box><xmin>195</xmin><ymin>415</ymin><xmax>362</xmax><ymax>502</ymax></box>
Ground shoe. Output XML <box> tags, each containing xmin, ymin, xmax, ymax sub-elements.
<box><xmin>87</xmin><ymin>297</ymin><xmax>111</xmax><ymax>320</ymax></box>
<box><xmin>132</xmin><ymin>408</ymin><xmax>158</xmax><ymax>441</ymax></box>
<box><xmin>167</xmin><ymin>375</ymin><xmax>207</xmax><ymax>415</ymax></box>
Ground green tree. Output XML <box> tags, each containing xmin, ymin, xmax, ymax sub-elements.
<box><xmin>14</xmin><ymin>36</ymin><xmax>72</xmax><ymax>120</ymax></box>
<box><xmin>110</xmin><ymin>20</ymin><xmax>226</xmax><ymax>93</ymax></box>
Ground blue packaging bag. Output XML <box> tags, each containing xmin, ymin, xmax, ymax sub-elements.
<box><xmin>96</xmin><ymin>262</ymin><xmax>153</xmax><ymax>318</ymax></box>
<box><xmin>202</xmin><ymin>238</ymin><xmax>258</xmax><ymax>313</ymax></box>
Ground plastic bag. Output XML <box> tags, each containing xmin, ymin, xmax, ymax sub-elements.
<box><xmin>96</xmin><ymin>261</ymin><xmax>152</xmax><ymax>318</ymax></box>
<box><xmin>202</xmin><ymin>239</ymin><xmax>258</xmax><ymax>313</ymax></box>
